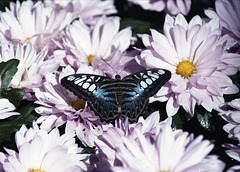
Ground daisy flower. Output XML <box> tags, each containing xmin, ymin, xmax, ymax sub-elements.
<box><xmin>44</xmin><ymin>0</ymin><xmax>117</xmax><ymax>26</ymax></box>
<box><xmin>94</xmin><ymin>113</ymin><xmax>225</xmax><ymax>171</ymax></box>
<box><xmin>0</xmin><ymin>75</ymin><xmax>19</xmax><ymax>119</ymax></box>
<box><xmin>33</xmin><ymin>64</ymin><xmax>111</xmax><ymax>147</ymax></box>
<box><xmin>223</xmin><ymin>142</ymin><xmax>240</xmax><ymax>172</ymax></box>
<box><xmin>0</xmin><ymin>41</ymin><xmax>59</xmax><ymax>99</ymax></box>
<box><xmin>0</xmin><ymin>98</ymin><xmax>19</xmax><ymax>119</ymax></box>
<box><xmin>59</xmin><ymin>16</ymin><xmax>134</xmax><ymax>78</ymax></box>
<box><xmin>0</xmin><ymin>122</ymin><xmax>88</xmax><ymax>172</ymax></box>
<box><xmin>205</xmin><ymin>0</ymin><xmax>240</xmax><ymax>48</ymax></box>
<box><xmin>219</xmin><ymin>98</ymin><xmax>240</xmax><ymax>140</ymax></box>
<box><xmin>129</xmin><ymin>0</ymin><xmax>191</xmax><ymax>16</ymax></box>
<box><xmin>92</xmin><ymin>111</ymin><xmax>162</xmax><ymax>171</ymax></box>
<box><xmin>0</xmin><ymin>0</ymin><xmax>73</xmax><ymax>51</ymax></box>
<box><xmin>112</xmin><ymin>127</ymin><xmax>225</xmax><ymax>172</ymax></box>
<box><xmin>137</xmin><ymin>13</ymin><xmax>239</xmax><ymax>116</ymax></box>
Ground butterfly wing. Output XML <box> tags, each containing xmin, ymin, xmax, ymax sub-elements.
<box><xmin>61</xmin><ymin>74</ymin><xmax>109</xmax><ymax>100</ymax></box>
<box><xmin>61</xmin><ymin>74</ymin><xmax>120</xmax><ymax>121</ymax></box>
<box><xmin>120</xmin><ymin>68</ymin><xmax>171</xmax><ymax>121</ymax></box>
<box><xmin>120</xmin><ymin>90</ymin><xmax>149</xmax><ymax>122</ymax></box>
<box><xmin>122</xmin><ymin>68</ymin><xmax>171</xmax><ymax>97</ymax></box>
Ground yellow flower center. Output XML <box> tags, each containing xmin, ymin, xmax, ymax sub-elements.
<box><xmin>72</xmin><ymin>99</ymin><xmax>86</xmax><ymax>111</ymax></box>
<box><xmin>28</xmin><ymin>169</ymin><xmax>44</xmax><ymax>172</ymax></box>
<box><xmin>88</xmin><ymin>55</ymin><xmax>95</xmax><ymax>65</ymax></box>
<box><xmin>176</xmin><ymin>60</ymin><xmax>195</xmax><ymax>78</ymax></box>
<box><xmin>24</xmin><ymin>37</ymin><xmax>31</xmax><ymax>42</ymax></box>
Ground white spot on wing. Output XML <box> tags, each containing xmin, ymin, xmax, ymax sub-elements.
<box><xmin>74</xmin><ymin>78</ymin><xmax>82</xmax><ymax>84</ymax></box>
<box><xmin>88</xmin><ymin>84</ymin><xmax>96</xmax><ymax>92</ymax></box>
<box><xmin>143</xmin><ymin>74</ymin><xmax>148</xmax><ymax>78</ymax></box>
<box><xmin>76</xmin><ymin>76</ymin><xmax>87</xmax><ymax>84</ymax></box>
<box><xmin>67</xmin><ymin>76</ymin><xmax>75</xmax><ymax>81</ymax></box>
<box><xmin>86</xmin><ymin>78</ymin><xmax>92</xmax><ymax>82</ymax></box>
<box><xmin>134</xmin><ymin>74</ymin><xmax>140</xmax><ymax>80</ymax></box>
<box><xmin>146</xmin><ymin>78</ymin><xmax>152</xmax><ymax>85</ymax></box>
<box><xmin>82</xmin><ymin>82</ymin><xmax>90</xmax><ymax>89</ymax></box>
<box><xmin>158</xmin><ymin>69</ymin><xmax>165</xmax><ymax>75</ymax></box>
<box><xmin>78</xmin><ymin>82</ymin><xmax>83</xmax><ymax>86</ymax></box>
<box><xmin>147</xmin><ymin>70</ymin><xmax>152</xmax><ymax>75</ymax></box>
<box><xmin>140</xmin><ymin>81</ymin><xmax>147</xmax><ymax>88</ymax></box>
<box><xmin>95</xmin><ymin>77</ymin><xmax>100</xmax><ymax>82</ymax></box>
<box><xmin>148</xmin><ymin>73</ymin><xmax>159</xmax><ymax>79</ymax></box>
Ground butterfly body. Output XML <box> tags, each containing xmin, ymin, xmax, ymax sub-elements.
<box><xmin>61</xmin><ymin>69</ymin><xmax>171</xmax><ymax>122</ymax></box>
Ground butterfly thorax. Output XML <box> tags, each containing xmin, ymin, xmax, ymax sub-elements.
<box><xmin>115</xmin><ymin>74</ymin><xmax>121</xmax><ymax>80</ymax></box>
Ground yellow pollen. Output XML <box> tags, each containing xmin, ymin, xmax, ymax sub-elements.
<box><xmin>176</xmin><ymin>60</ymin><xmax>195</xmax><ymax>78</ymax></box>
<box><xmin>72</xmin><ymin>99</ymin><xmax>86</xmax><ymax>111</ymax></box>
<box><xmin>28</xmin><ymin>169</ymin><xmax>44</xmax><ymax>172</ymax></box>
<box><xmin>24</xmin><ymin>37</ymin><xmax>31</xmax><ymax>42</ymax></box>
<box><xmin>88</xmin><ymin>55</ymin><xmax>95</xmax><ymax>65</ymax></box>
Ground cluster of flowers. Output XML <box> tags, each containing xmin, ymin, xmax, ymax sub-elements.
<box><xmin>0</xmin><ymin>0</ymin><xmax>239</xmax><ymax>171</ymax></box>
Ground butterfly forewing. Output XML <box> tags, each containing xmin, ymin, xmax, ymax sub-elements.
<box><xmin>61</xmin><ymin>74</ymin><xmax>111</xmax><ymax>101</ymax></box>
<box><xmin>122</xmin><ymin>68</ymin><xmax>171</xmax><ymax>97</ymax></box>
<box><xmin>61</xmin><ymin>68</ymin><xmax>171</xmax><ymax>122</ymax></box>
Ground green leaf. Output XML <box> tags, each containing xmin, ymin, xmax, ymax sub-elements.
<box><xmin>172</xmin><ymin>109</ymin><xmax>192</xmax><ymax>130</ymax></box>
<box><xmin>81</xmin><ymin>146</ymin><xmax>96</xmax><ymax>154</ymax></box>
<box><xmin>120</xmin><ymin>18</ymin><xmax>151</xmax><ymax>36</ymax></box>
<box><xmin>0</xmin><ymin>59</ymin><xmax>19</xmax><ymax>88</ymax></box>
<box><xmin>196</xmin><ymin>111</ymin><xmax>212</xmax><ymax>131</ymax></box>
<box><xmin>0</xmin><ymin>102</ymin><xmax>37</xmax><ymax>144</ymax></box>
<box><xmin>172</xmin><ymin>114</ymin><xmax>184</xmax><ymax>129</ymax></box>
<box><xmin>0</xmin><ymin>88</ymin><xmax>25</xmax><ymax>107</ymax></box>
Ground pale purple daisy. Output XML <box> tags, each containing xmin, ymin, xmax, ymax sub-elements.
<box><xmin>219</xmin><ymin>98</ymin><xmax>240</xmax><ymax>140</ymax></box>
<box><xmin>205</xmin><ymin>0</ymin><xmax>240</xmax><ymax>48</ymax></box>
<box><xmin>94</xmin><ymin>113</ymin><xmax>225</xmax><ymax>171</ymax></box>
<box><xmin>129</xmin><ymin>0</ymin><xmax>191</xmax><ymax>16</ymax></box>
<box><xmin>0</xmin><ymin>41</ymin><xmax>59</xmax><ymax>99</ymax></box>
<box><xmin>0</xmin><ymin>98</ymin><xmax>19</xmax><ymax>119</ymax></box>
<box><xmin>44</xmin><ymin>0</ymin><xmax>117</xmax><ymax>26</ymax></box>
<box><xmin>0</xmin><ymin>76</ymin><xmax>19</xmax><ymax>119</ymax></box>
<box><xmin>223</xmin><ymin>142</ymin><xmax>240</xmax><ymax>172</ymax></box>
<box><xmin>220</xmin><ymin>51</ymin><xmax>240</xmax><ymax>76</ymax></box>
<box><xmin>0</xmin><ymin>122</ymin><xmax>88</xmax><ymax>172</ymax></box>
<box><xmin>33</xmin><ymin>64</ymin><xmax>112</xmax><ymax>147</ymax></box>
<box><xmin>137</xmin><ymin>13</ymin><xmax>239</xmax><ymax>116</ymax></box>
<box><xmin>92</xmin><ymin>111</ymin><xmax>162</xmax><ymax>171</ymax></box>
<box><xmin>0</xmin><ymin>0</ymin><xmax>73</xmax><ymax>51</ymax></box>
<box><xmin>60</xmin><ymin>16</ymin><xmax>134</xmax><ymax>78</ymax></box>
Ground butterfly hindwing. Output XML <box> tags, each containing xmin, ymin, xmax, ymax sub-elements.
<box><xmin>61</xmin><ymin>68</ymin><xmax>171</xmax><ymax>122</ymax></box>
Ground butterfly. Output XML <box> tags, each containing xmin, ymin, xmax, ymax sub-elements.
<box><xmin>61</xmin><ymin>69</ymin><xmax>171</xmax><ymax>122</ymax></box>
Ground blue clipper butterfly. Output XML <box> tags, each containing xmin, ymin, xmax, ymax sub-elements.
<box><xmin>61</xmin><ymin>69</ymin><xmax>171</xmax><ymax>122</ymax></box>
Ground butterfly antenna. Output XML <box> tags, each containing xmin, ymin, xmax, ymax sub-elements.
<box><xmin>118</xmin><ymin>59</ymin><xmax>135</xmax><ymax>75</ymax></box>
<box><xmin>101</xmin><ymin>58</ymin><xmax>118</xmax><ymax>75</ymax></box>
